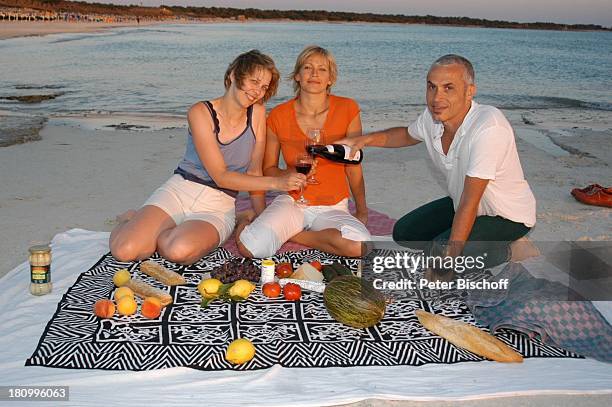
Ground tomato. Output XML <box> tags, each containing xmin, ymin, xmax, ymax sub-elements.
<box><xmin>310</xmin><ymin>260</ymin><xmax>322</xmax><ymax>271</ymax></box>
<box><xmin>283</xmin><ymin>283</ymin><xmax>302</xmax><ymax>301</ymax></box>
<box><xmin>262</xmin><ymin>282</ymin><xmax>281</xmax><ymax>298</ymax></box>
<box><xmin>276</xmin><ymin>262</ymin><xmax>293</xmax><ymax>279</ymax></box>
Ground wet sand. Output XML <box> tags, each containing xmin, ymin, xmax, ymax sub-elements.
<box><xmin>0</xmin><ymin>20</ymin><xmax>165</xmax><ymax>40</ymax></box>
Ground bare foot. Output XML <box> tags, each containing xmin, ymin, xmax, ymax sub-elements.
<box><xmin>116</xmin><ymin>209</ymin><xmax>137</xmax><ymax>225</ymax></box>
<box><xmin>235</xmin><ymin>209</ymin><xmax>255</xmax><ymax>225</ymax></box>
<box><xmin>509</xmin><ymin>236</ymin><xmax>541</xmax><ymax>262</ymax></box>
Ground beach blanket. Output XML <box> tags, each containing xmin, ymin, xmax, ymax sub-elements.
<box><xmin>26</xmin><ymin>248</ymin><xmax>578</xmax><ymax>371</ymax></box>
<box><xmin>3</xmin><ymin>230</ymin><xmax>612</xmax><ymax>406</ymax></box>
<box><xmin>467</xmin><ymin>262</ymin><xmax>612</xmax><ymax>363</ymax></box>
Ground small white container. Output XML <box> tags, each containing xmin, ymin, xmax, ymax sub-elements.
<box><xmin>261</xmin><ymin>259</ymin><xmax>275</xmax><ymax>285</ymax></box>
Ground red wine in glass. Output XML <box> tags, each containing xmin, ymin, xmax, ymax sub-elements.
<box><xmin>295</xmin><ymin>153</ymin><xmax>312</xmax><ymax>205</ymax></box>
<box><xmin>295</xmin><ymin>162</ymin><xmax>312</xmax><ymax>175</ymax></box>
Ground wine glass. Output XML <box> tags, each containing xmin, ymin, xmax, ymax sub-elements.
<box><xmin>305</xmin><ymin>128</ymin><xmax>324</xmax><ymax>185</ymax></box>
<box><xmin>294</xmin><ymin>153</ymin><xmax>313</xmax><ymax>206</ymax></box>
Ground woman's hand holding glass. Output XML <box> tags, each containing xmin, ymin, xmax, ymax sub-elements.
<box><xmin>276</xmin><ymin>171</ymin><xmax>307</xmax><ymax>192</ymax></box>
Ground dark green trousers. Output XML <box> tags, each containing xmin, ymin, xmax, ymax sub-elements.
<box><xmin>392</xmin><ymin>197</ymin><xmax>531</xmax><ymax>268</ymax></box>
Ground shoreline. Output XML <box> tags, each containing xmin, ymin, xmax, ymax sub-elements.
<box><xmin>2</xmin><ymin>19</ymin><xmax>609</xmax><ymax>41</ymax></box>
<box><xmin>0</xmin><ymin>19</ymin><xmax>188</xmax><ymax>40</ymax></box>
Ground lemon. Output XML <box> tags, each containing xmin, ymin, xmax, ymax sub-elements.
<box><xmin>198</xmin><ymin>278</ymin><xmax>223</xmax><ymax>299</ymax></box>
<box><xmin>113</xmin><ymin>268</ymin><xmax>131</xmax><ymax>287</ymax></box>
<box><xmin>228</xmin><ymin>279</ymin><xmax>255</xmax><ymax>299</ymax></box>
<box><xmin>225</xmin><ymin>338</ymin><xmax>255</xmax><ymax>364</ymax></box>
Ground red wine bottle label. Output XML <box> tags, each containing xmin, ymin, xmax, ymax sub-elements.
<box><xmin>325</xmin><ymin>145</ymin><xmax>361</xmax><ymax>161</ymax></box>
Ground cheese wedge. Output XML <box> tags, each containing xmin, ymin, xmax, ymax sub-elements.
<box><xmin>291</xmin><ymin>263</ymin><xmax>324</xmax><ymax>283</ymax></box>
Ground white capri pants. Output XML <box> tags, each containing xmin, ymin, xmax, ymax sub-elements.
<box><xmin>239</xmin><ymin>194</ymin><xmax>371</xmax><ymax>258</ymax></box>
<box><xmin>143</xmin><ymin>174</ymin><xmax>236</xmax><ymax>245</ymax></box>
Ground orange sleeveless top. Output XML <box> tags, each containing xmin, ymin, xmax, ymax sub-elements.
<box><xmin>267</xmin><ymin>95</ymin><xmax>360</xmax><ymax>206</ymax></box>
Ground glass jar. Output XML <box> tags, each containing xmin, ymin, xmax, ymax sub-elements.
<box><xmin>29</xmin><ymin>244</ymin><xmax>52</xmax><ymax>296</ymax></box>
<box><xmin>260</xmin><ymin>259</ymin><xmax>275</xmax><ymax>285</ymax></box>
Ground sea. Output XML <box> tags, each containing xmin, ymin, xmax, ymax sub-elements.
<box><xmin>1</xmin><ymin>22</ymin><xmax>611</xmax><ymax>131</ymax></box>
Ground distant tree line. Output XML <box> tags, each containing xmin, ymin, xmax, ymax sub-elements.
<box><xmin>1</xmin><ymin>0</ymin><xmax>609</xmax><ymax>31</ymax></box>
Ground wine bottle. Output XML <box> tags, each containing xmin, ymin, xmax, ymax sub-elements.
<box><xmin>307</xmin><ymin>144</ymin><xmax>363</xmax><ymax>165</ymax></box>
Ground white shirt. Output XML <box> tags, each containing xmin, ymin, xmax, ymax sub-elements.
<box><xmin>408</xmin><ymin>101</ymin><xmax>536</xmax><ymax>227</ymax></box>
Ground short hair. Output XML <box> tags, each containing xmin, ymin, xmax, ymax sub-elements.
<box><xmin>224</xmin><ymin>50</ymin><xmax>280</xmax><ymax>103</ymax></box>
<box><xmin>430</xmin><ymin>54</ymin><xmax>475</xmax><ymax>85</ymax></box>
<box><xmin>289</xmin><ymin>45</ymin><xmax>338</xmax><ymax>96</ymax></box>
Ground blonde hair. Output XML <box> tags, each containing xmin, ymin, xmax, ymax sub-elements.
<box><xmin>289</xmin><ymin>45</ymin><xmax>338</xmax><ymax>96</ymax></box>
<box><xmin>224</xmin><ymin>49</ymin><xmax>280</xmax><ymax>103</ymax></box>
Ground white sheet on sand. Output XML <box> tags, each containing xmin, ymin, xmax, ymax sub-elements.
<box><xmin>0</xmin><ymin>229</ymin><xmax>610</xmax><ymax>407</ymax></box>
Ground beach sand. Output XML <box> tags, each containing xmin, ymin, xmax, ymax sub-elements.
<box><xmin>0</xmin><ymin>20</ymin><xmax>164</xmax><ymax>40</ymax></box>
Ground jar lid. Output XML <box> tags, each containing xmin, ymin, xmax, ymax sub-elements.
<box><xmin>29</xmin><ymin>244</ymin><xmax>51</xmax><ymax>254</ymax></box>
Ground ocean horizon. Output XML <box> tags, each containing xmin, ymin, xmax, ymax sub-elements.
<box><xmin>1</xmin><ymin>21</ymin><xmax>611</xmax><ymax>132</ymax></box>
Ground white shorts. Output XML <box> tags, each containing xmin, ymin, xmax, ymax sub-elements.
<box><xmin>143</xmin><ymin>174</ymin><xmax>236</xmax><ymax>244</ymax></box>
<box><xmin>239</xmin><ymin>194</ymin><xmax>371</xmax><ymax>258</ymax></box>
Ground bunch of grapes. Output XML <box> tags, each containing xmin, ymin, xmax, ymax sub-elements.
<box><xmin>211</xmin><ymin>258</ymin><xmax>260</xmax><ymax>283</ymax></box>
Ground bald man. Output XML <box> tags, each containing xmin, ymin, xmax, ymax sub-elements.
<box><xmin>339</xmin><ymin>54</ymin><xmax>536</xmax><ymax>269</ymax></box>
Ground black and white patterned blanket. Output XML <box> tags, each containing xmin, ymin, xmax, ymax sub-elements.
<box><xmin>26</xmin><ymin>249</ymin><xmax>579</xmax><ymax>371</ymax></box>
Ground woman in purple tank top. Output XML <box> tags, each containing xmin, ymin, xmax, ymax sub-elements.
<box><xmin>109</xmin><ymin>50</ymin><xmax>307</xmax><ymax>265</ymax></box>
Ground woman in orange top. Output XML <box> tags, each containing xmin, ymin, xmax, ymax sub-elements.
<box><xmin>237</xmin><ymin>45</ymin><xmax>370</xmax><ymax>258</ymax></box>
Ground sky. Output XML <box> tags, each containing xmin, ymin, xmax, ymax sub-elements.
<box><xmin>89</xmin><ymin>1</ymin><xmax>612</xmax><ymax>26</ymax></box>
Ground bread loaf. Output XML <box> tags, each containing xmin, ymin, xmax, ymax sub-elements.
<box><xmin>416</xmin><ymin>309</ymin><xmax>523</xmax><ymax>363</ymax></box>
<box><xmin>140</xmin><ymin>260</ymin><xmax>186</xmax><ymax>285</ymax></box>
<box><xmin>126</xmin><ymin>279</ymin><xmax>173</xmax><ymax>307</ymax></box>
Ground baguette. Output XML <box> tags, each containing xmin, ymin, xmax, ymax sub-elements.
<box><xmin>126</xmin><ymin>279</ymin><xmax>173</xmax><ymax>307</ymax></box>
<box><xmin>415</xmin><ymin>309</ymin><xmax>523</xmax><ymax>363</ymax></box>
<box><xmin>140</xmin><ymin>260</ymin><xmax>186</xmax><ymax>285</ymax></box>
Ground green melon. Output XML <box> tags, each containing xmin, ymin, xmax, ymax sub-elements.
<box><xmin>323</xmin><ymin>275</ymin><xmax>386</xmax><ymax>328</ymax></box>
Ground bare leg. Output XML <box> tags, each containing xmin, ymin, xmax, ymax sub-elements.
<box><xmin>235</xmin><ymin>220</ymin><xmax>254</xmax><ymax>258</ymax></box>
<box><xmin>157</xmin><ymin>220</ymin><xmax>220</xmax><ymax>265</ymax></box>
<box><xmin>109</xmin><ymin>205</ymin><xmax>175</xmax><ymax>262</ymax></box>
<box><xmin>290</xmin><ymin>228</ymin><xmax>363</xmax><ymax>258</ymax></box>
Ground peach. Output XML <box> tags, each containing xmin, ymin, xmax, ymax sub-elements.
<box><xmin>114</xmin><ymin>286</ymin><xmax>134</xmax><ymax>301</ymax></box>
<box><xmin>93</xmin><ymin>299</ymin><xmax>115</xmax><ymax>318</ymax></box>
<box><xmin>141</xmin><ymin>297</ymin><xmax>162</xmax><ymax>319</ymax></box>
<box><xmin>116</xmin><ymin>296</ymin><xmax>137</xmax><ymax>316</ymax></box>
